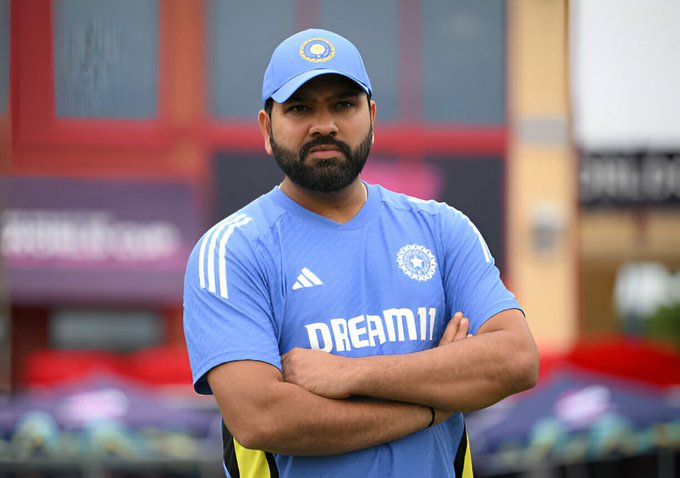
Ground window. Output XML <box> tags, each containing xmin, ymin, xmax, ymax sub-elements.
<box><xmin>53</xmin><ymin>0</ymin><xmax>159</xmax><ymax>118</ymax></box>
<box><xmin>51</xmin><ymin>309</ymin><xmax>162</xmax><ymax>352</ymax></box>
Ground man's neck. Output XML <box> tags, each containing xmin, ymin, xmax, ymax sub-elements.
<box><xmin>279</xmin><ymin>178</ymin><xmax>367</xmax><ymax>224</ymax></box>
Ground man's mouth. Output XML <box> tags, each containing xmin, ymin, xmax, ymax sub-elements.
<box><xmin>306</xmin><ymin>145</ymin><xmax>342</xmax><ymax>160</ymax></box>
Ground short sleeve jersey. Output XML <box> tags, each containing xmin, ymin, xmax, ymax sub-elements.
<box><xmin>183</xmin><ymin>182</ymin><xmax>522</xmax><ymax>478</ymax></box>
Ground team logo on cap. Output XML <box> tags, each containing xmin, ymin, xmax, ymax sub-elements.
<box><xmin>397</xmin><ymin>244</ymin><xmax>437</xmax><ymax>282</ymax></box>
<box><xmin>300</xmin><ymin>38</ymin><xmax>335</xmax><ymax>63</ymax></box>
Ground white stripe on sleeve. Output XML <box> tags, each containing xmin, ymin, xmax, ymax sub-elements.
<box><xmin>217</xmin><ymin>216</ymin><xmax>253</xmax><ymax>298</ymax></box>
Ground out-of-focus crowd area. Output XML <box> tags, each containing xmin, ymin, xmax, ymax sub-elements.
<box><xmin>1</xmin><ymin>1</ymin><xmax>679</xmax><ymax>477</ymax></box>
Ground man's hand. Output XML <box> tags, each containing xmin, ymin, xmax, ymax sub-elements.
<box><xmin>438</xmin><ymin>311</ymin><xmax>471</xmax><ymax>346</ymax></box>
<box><xmin>282</xmin><ymin>347</ymin><xmax>353</xmax><ymax>399</ymax></box>
<box><xmin>282</xmin><ymin>312</ymin><xmax>471</xmax><ymax>401</ymax></box>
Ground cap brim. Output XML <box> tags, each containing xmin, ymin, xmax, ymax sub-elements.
<box><xmin>270</xmin><ymin>69</ymin><xmax>370</xmax><ymax>104</ymax></box>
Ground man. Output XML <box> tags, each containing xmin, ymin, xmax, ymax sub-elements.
<box><xmin>184</xmin><ymin>28</ymin><xmax>538</xmax><ymax>477</ymax></box>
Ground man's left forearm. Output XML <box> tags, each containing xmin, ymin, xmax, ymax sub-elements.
<box><xmin>351</xmin><ymin>324</ymin><xmax>537</xmax><ymax>411</ymax></box>
<box><xmin>283</xmin><ymin>309</ymin><xmax>539</xmax><ymax>413</ymax></box>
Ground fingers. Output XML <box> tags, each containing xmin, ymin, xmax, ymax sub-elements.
<box><xmin>453</xmin><ymin>315</ymin><xmax>469</xmax><ymax>342</ymax></box>
<box><xmin>437</xmin><ymin>312</ymin><xmax>471</xmax><ymax>347</ymax></box>
<box><xmin>438</xmin><ymin>312</ymin><xmax>461</xmax><ymax>346</ymax></box>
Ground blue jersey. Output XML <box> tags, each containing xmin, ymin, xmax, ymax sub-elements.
<box><xmin>183</xmin><ymin>182</ymin><xmax>522</xmax><ymax>478</ymax></box>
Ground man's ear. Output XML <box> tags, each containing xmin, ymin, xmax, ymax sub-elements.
<box><xmin>370</xmin><ymin>100</ymin><xmax>377</xmax><ymax>144</ymax></box>
<box><xmin>258</xmin><ymin>110</ymin><xmax>273</xmax><ymax>156</ymax></box>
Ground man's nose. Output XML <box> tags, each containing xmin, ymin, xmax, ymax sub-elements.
<box><xmin>309</xmin><ymin>110</ymin><xmax>339</xmax><ymax>137</ymax></box>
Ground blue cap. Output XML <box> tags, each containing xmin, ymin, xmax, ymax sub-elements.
<box><xmin>262</xmin><ymin>29</ymin><xmax>372</xmax><ymax>106</ymax></box>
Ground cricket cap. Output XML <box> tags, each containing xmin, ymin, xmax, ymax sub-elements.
<box><xmin>262</xmin><ymin>29</ymin><xmax>372</xmax><ymax>106</ymax></box>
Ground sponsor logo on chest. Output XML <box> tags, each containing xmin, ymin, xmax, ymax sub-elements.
<box><xmin>290</xmin><ymin>244</ymin><xmax>440</xmax><ymax>352</ymax></box>
<box><xmin>305</xmin><ymin>306</ymin><xmax>437</xmax><ymax>352</ymax></box>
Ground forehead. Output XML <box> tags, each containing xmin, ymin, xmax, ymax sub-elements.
<box><xmin>287</xmin><ymin>74</ymin><xmax>364</xmax><ymax>101</ymax></box>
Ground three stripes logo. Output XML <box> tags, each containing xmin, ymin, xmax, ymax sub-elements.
<box><xmin>292</xmin><ymin>267</ymin><xmax>323</xmax><ymax>290</ymax></box>
<box><xmin>198</xmin><ymin>213</ymin><xmax>253</xmax><ymax>299</ymax></box>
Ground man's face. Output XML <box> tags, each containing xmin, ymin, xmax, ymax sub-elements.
<box><xmin>260</xmin><ymin>74</ymin><xmax>376</xmax><ymax>192</ymax></box>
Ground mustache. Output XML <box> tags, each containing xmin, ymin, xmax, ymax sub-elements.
<box><xmin>300</xmin><ymin>135</ymin><xmax>352</xmax><ymax>161</ymax></box>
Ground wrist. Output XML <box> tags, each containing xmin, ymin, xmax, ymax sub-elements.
<box><xmin>347</xmin><ymin>356</ymin><xmax>371</xmax><ymax>396</ymax></box>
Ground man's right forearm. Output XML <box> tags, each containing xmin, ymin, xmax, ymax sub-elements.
<box><xmin>242</xmin><ymin>382</ymin><xmax>435</xmax><ymax>455</ymax></box>
<box><xmin>208</xmin><ymin>360</ymin><xmax>435</xmax><ymax>456</ymax></box>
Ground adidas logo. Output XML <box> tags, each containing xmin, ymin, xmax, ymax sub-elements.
<box><xmin>292</xmin><ymin>267</ymin><xmax>323</xmax><ymax>290</ymax></box>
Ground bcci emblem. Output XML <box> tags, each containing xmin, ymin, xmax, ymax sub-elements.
<box><xmin>300</xmin><ymin>38</ymin><xmax>335</xmax><ymax>62</ymax></box>
<box><xmin>397</xmin><ymin>244</ymin><xmax>437</xmax><ymax>282</ymax></box>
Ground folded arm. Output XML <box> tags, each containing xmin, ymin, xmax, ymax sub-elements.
<box><xmin>207</xmin><ymin>312</ymin><xmax>473</xmax><ymax>455</ymax></box>
<box><xmin>282</xmin><ymin>309</ymin><xmax>539</xmax><ymax>413</ymax></box>
<box><xmin>207</xmin><ymin>359</ymin><xmax>440</xmax><ymax>456</ymax></box>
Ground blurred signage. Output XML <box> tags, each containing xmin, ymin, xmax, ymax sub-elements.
<box><xmin>1</xmin><ymin>177</ymin><xmax>202</xmax><ymax>305</ymax></box>
<box><xmin>579</xmin><ymin>151</ymin><xmax>680</xmax><ymax>207</ymax></box>
<box><xmin>3</xmin><ymin>210</ymin><xmax>180</xmax><ymax>263</ymax></box>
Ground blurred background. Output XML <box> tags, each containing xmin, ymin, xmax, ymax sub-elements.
<box><xmin>1</xmin><ymin>0</ymin><xmax>679</xmax><ymax>476</ymax></box>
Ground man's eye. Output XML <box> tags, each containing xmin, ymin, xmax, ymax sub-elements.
<box><xmin>337</xmin><ymin>101</ymin><xmax>354</xmax><ymax>109</ymax></box>
<box><xmin>288</xmin><ymin>105</ymin><xmax>308</xmax><ymax>113</ymax></box>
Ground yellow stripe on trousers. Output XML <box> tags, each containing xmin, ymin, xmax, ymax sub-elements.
<box><xmin>462</xmin><ymin>435</ymin><xmax>473</xmax><ymax>478</ymax></box>
<box><xmin>234</xmin><ymin>439</ymin><xmax>272</xmax><ymax>478</ymax></box>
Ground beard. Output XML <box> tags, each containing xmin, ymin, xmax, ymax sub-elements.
<box><xmin>270</xmin><ymin>126</ymin><xmax>373</xmax><ymax>192</ymax></box>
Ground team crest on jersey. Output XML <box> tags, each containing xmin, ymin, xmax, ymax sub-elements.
<box><xmin>300</xmin><ymin>38</ymin><xmax>335</xmax><ymax>62</ymax></box>
<box><xmin>396</xmin><ymin>244</ymin><xmax>437</xmax><ymax>282</ymax></box>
